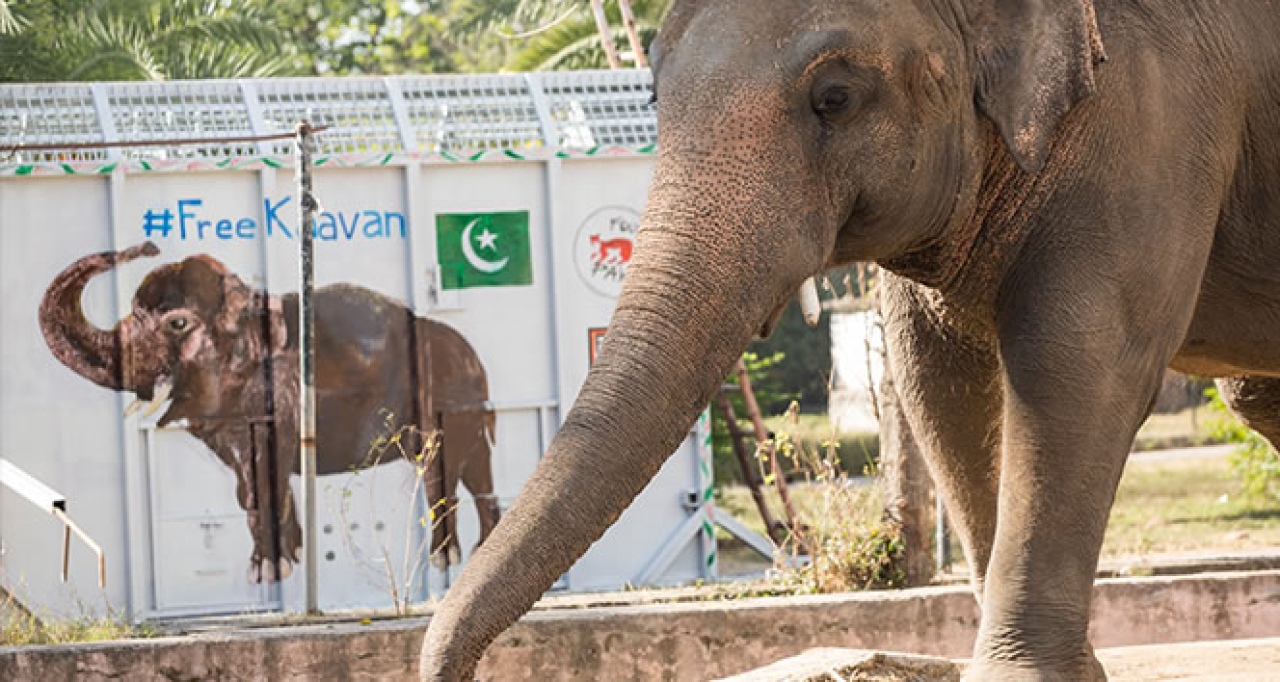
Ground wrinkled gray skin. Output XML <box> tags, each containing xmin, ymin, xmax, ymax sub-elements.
<box><xmin>422</xmin><ymin>1</ymin><xmax>1280</xmax><ymax>679</ymax></box>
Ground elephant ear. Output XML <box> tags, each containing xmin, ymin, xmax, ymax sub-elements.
<box><xmin>170</xmin><ymin>256</ymin><xmax>229</xmax><ymax>320</ymax></box>
<box><xmin>968</xmin><ymin>0</ymin><xmax>1106</xmax><ymax>173</ymax></box>
<box><xmin>178</xmin><ymin>255</ymin><xmax>283</xmax><ymax>361</ymax></box>
<box><xmin>173</xmin><ymin>256</ymin><xmax>253</xmax><ymax>333</ymax></box>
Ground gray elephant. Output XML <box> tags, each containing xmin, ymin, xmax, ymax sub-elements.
<box><xmin>421</xmin><ymin>1</ymin><xmax>1280</xmax><ymax>680</ymax></box>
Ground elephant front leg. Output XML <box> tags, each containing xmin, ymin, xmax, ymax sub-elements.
<box><xmin>223</xmin><ymin>448</ymin><xmax>278</xmax><ymax>583</ymax></box>
<box><xmin>970</xmin><ymin>278</ymin><xmax>1193</xmax><ymax>681</ymax></box>
<box><xmin>237</xmin><ymin>432</ymin><xmax>299</xmax><ymax>584</ymax></box>
<box><xmin>880</xmin><ymin>275</ymin><xmax>1002</xmax><ymax>597</ymax></box>
<box><xmin>263</xmin><ymin>428</ymin><xmax>301</xmax><ymax>582</ymax></box>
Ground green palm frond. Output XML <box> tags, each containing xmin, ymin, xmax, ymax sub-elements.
<box><xmin>505</xmin><ymin>0</ymin><xmax>668</xmax><ymax>72</ymax></box>
<box><xmin>0</xmin><ymin>0</ymin><xmax>23</xmax><ymax>35</ymax></box>
<box><xmin>2</xmin><ymin>0</ymin><xmax>293</xmax><ymax>82</ymax></box>
<box><xmin>155</xmin><ymin>15</ymin><xmax>286</xmax><ymax>56</ymax></box>
<box><xmin>63</xmin><ymin>13</ymin><xmax>165</xmax><ymax>80</ymax></box>
<box><xmin>455</xmin><ymin>0</ymin><xmax>578</xmax><ymax>36</ymax></box>
<box><xmin>162</xmin><ymin>39</ymin><xmax>293</xmax><ymax>80</ymax></box>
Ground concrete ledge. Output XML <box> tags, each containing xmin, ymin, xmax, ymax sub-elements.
<box><xmin>3</xmin><ymin>570</ymin><xmax>1278</xmax><ymax>681</ymax></box>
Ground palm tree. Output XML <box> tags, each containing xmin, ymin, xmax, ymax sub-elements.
<box><xmin>0</xmin><ymin>0</ymin><xmax>294</xmax><ymax>83</ymax></box>
<box><xmin>450</xmin><ymin>0</ymin><xmax>577</xmax><ymax>37</ymax></box>
<box><xmin>0</xmin><ymin>1</ymin><xmax>21</xmax><ymax>35</ymax></box>
<box><xmin>503</xmin><ymin>0</ymin><xmax>670</xmax><ymax>72</ymax></box>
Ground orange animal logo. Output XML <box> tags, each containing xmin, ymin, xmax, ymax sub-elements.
<box><xmin>589</xmin><ymin>234</ymin><xmax>633</xmax><ymax>266</ymax></box>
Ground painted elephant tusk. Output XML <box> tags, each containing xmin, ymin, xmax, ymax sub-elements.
<box><xmin>141</xmin><ymin>379</ymin><xmax>173</xmax><ymax>418</ymax></box>
<box><xmin>798</xmin><ymin>277</ymin><xmax>821</xmax><ymax>327</ymax></box>
<box><xmin>123</xmin><ymin>399</ymin><xmax>145</xmax><ymax>418</ymax></box>
<box><xmin>140</xmin><ymin>397</ymin><xmax>165</xmax><ymax>418</ymax></box>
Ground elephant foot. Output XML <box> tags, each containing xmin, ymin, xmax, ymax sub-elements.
<box><xmin>247</xmin><ymin>556</ymin><xmax>296</xmax><ymax>583</ymax></box>
<box><xmin>964</xmin><ymin>652</ymin><xmax>1107</xmax><ymax>681</ymax></box>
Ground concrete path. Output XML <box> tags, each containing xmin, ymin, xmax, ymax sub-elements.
<box><xmin>1128</xmin><ymin>443</ymin><xmax>1236</xmax><ymax>463</ymax></box>
<box><xmin>724</xmin><ymin>638</ymin><xmax>1280</xmax><ymax>681</ymax></box>
<box><xmin>1098</xmin><ymin>637</ymin><xmax>1280</xmax><ymax>681</ymax></box>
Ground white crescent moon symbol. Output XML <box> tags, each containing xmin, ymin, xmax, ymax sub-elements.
<box><xmin>461</xmin><ymin>218</ymin><xmax>509</xmax><ymax>274</ymax></box>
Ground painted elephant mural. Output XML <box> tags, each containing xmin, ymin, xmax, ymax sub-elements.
<box><xmin>419</xmin><ymin>1</ymin><xmax>1280</xmax><ymax>680</ymax></box>
<box><xmin>39</xmin><ymin>242</ymin><xmax>500</xmax><ymax>581</ymax></box>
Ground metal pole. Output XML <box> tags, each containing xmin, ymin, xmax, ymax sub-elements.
<box><xmin>295</xmin><ymin>121</ymin><xmax>320</xmax><ymax>614</ymax></box>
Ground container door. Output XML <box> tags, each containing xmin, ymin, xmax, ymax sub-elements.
<box><xmin>145</xmin><ymin>425</ymin><xmax>277</xmax><ymax>615</ymax></box>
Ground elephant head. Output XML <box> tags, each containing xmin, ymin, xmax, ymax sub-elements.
<box><xmin>420</xmin><ymin>0</ymin><xmax>1105</xmax><ymax>676</ymax></box>
<box><xmin>39</xmin><ymin>242</ymin><xmax>286</xmax><ymax>424</ymax></box>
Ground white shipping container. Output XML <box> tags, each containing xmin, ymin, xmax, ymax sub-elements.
<box><xmin>0</xmin><ymin>71</ymin><xmax>719</xmax><ymax>620</ymax></box>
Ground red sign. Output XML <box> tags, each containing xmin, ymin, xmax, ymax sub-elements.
<box><xmin>588</xmin><ymin>327</ymin><xmax>608</xmax><ymax>366</ymax></box>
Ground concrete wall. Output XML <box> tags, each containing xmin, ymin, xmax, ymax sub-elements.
<box><xmin>3</xmin><ymin>570</ymin><xmax>1279</xmax><ymax>681</ymax></box>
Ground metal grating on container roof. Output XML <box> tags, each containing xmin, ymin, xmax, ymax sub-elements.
<box><xmin>105</xmin><ymin>80</ymin><xmax>259</xmax><ymax>159</ymax></box>
<box><xmin>540</xmin><ymin>70</ymin><xmax>655</xmax><ymax>150</ymax></box>
<box><xmin>255</xmin><ymin>77</ymin><xmax>404</xmax><ymax>156</ymax></box>
<box><xmin>0</xmin><ymin>84</ymin><xmax>108</xmax><ymax>162</ymax></box>
<box><xmin>0</xmin><ymin>70</ymin><xmax>658</xmax><ymax>163</ymax></box>
<box><xmin>400</xmin><ymin>74</ymin><xmax>544</xmax><ymax>152</ymax></box>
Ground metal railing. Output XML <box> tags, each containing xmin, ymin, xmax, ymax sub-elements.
<box><xmin>0</xmin><ymin>458</ymin><xmax>106</xmax><ymax>587</ymax></box>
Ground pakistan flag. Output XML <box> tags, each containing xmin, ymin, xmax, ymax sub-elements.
<box><xmin>436</xmin><ymin>211</ymin><xmax>533</xmax><ymax>290</ymax></box>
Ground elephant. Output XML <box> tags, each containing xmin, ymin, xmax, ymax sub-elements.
<box><xmin>417</xmin><ymin>0</ymin><xmax>1280</xmax><ymax>679</ymax></box>
<box><xmin>39</xmin><ymin>242</ymin><xmax>501</xmax><ymax>582</ymax></box>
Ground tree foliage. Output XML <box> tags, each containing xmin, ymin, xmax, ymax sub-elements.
<box><xmin>1</xmin><ymin>1</ymin><xmax>681</xmax><ymax>81</ymax></box>
<box><xmin>0</xmin><ymin>0</ymin><xmax>293</xmax><ymax>82</ymax></box>
<box><xmin>270</xmin><ymin>0</ymin><xmax>461</xmax><ymax>75</ymax></box>
<box><xmin>505</xmin><ymin>0</ymin><xmax>669</xmax><ymax>72</ymax></box>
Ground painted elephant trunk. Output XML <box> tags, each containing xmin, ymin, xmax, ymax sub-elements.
<box><xmin>419</xmin><ymin>199</ymin><xmax>809</xmax><ymax>678</ymax></box>
<box><xmin>38</xmin><ymin>241</ymin><xmax>160</xmax><ymax>391</ymax></box>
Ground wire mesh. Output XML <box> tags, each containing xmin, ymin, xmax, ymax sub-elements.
<box><xmin>105</xmin><ymin>81</ymin><xmax>258</xmax><ymax>159</ymax></box>
<box><xmin>255</xmin><ymin>78</ymin><xmax>403</xmax><ymax>156</ymax></box>
<box><xmin>540</xmin><ymin>70</ymin><xmax>656</xmax><ymax>149</ymax></box>
<box><xmin>0</xmin><ymin>85</ymin><xmax>108</xmax><ymax>163</ymax></box>
<box><xmin>1</xmin><ymin>70</ymin><xmax>658</xmax><ymax>162</ymax></box>
<box><xmin>399</xmin><ymin>74</ymin><xmax>543</xmax><ymax>153</ymax></box>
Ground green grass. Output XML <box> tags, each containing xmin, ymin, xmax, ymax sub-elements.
<box><xmin>717</xmin><ymin>448</ymin><xmax>1280</xmax><ymax>577</ymax></box>
<box><xmin>1133</xmin><ymin>406</ymin><xmax>1224</xmax><ymax>451</ymax></box>
<box><xmin>1104</xmin><ymin>453</ymin><xmax>1280</xmax><ymax>559</ymax></box>
<box><xmin>764</xmin><ymin>413</ymin><xmax>880</xmax><ymax>473</ymax></box>
<box><xmin>0</xmin><ymin>598</ymin><xmax>153</xmax><ymax>646</ymax></box>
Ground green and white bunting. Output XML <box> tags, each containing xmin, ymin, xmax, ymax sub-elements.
<box><xmin>435</xmin><ymin>211</ymin><xmax>533</xmax><ymax>290</ymax></box>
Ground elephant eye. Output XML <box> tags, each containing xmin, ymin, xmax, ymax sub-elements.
<box><xmin>168</xmin><ymin>317</ymin><xmax>190</xmax><ymax>333</ymax></box>
<box><xmin>814</xmin><ymin>85</ymin><xmax>854</xmax><ymax>117</ymax></box>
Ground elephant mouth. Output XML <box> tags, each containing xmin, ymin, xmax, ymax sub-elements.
<box><xmin>123</xmin><ymin>375</ymin><xmax>173</xmax><ymax>419</ymax></box>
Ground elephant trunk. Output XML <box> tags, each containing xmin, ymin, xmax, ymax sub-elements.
<box><xmin>38</xmin><ymin>242</ymin><xmax>159</xmax><ymax>391</ymax></box>
<box><xmin>420</xmin><ymin>168</ymin><xmax>824</xmax><ymax>678</ymax></box>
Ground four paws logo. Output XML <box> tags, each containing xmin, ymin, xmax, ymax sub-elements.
<box><xmin>574</xmin><ymin>206</ymin><xmax>639</xmax><ymax>298</ymax></box>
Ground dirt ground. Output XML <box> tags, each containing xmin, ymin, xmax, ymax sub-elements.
<box><xmin>729</xmin><ymin>639</ymin><xmax>1280</xmax><ymax>681</ymax></box>
<box><xmin>1096</xmin><ymin>637</ymin><xmax>1280</xmax><ymax>681</ymax></box>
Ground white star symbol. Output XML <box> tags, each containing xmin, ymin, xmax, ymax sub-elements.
<box><xmin>476</xmin><ymin>228</ymin><xmax>499</xmax><ymax>251</ymax></box>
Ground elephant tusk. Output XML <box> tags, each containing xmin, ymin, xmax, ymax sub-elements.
<box><xmin>141</xmin><ymin>397</ymin><xmax>165</xmax><ymax>418</ymax></box>
<box><xmin>141</xmin><ymin>379</ymin><xmax>173</xmax><ymax>418</ymax></box>
<box><xmin>798</xmin><ymin>277</ymin><xmax>821</xmax><ymax>327</ymax></box>
<box><xmin>123</xmin><ymin>399</ymin><xmax>145</xmax><ymax>418</ymax></box>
